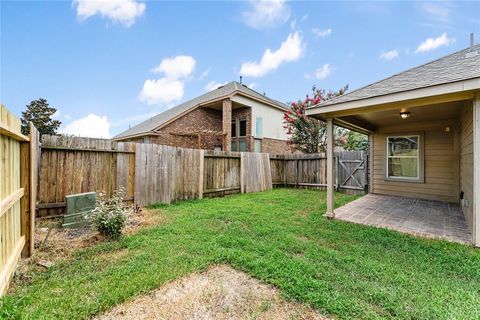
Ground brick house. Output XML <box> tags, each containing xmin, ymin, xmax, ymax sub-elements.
<box><xmin>113</xmin><ymin>81</ymin><xmax>291</xmax><ymax>154</ymax></box>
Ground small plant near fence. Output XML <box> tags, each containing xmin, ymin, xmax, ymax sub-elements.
<box><xmin>87</xmin><ymin>188</ymin><xmax>132</xmax><ymax>240</ymax></box>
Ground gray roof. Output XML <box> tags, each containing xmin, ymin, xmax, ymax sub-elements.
<box><xmin>314</xmin><ymin>45</ymin><xmax>480</xmax><ymax>108</ymax></box>
<box><xmin>114</xmin><ymin>81</ymin><xmax>288</xmax><ymax>139</ymax></box>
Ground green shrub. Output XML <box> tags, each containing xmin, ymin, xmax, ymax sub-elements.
<box><xmin>89</xmin><ymin>189</ymin><xmax>131</xmax><ymax>240</ymax></box>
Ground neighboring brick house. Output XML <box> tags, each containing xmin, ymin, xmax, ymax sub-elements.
<box><xmin>113</xmin><ymin>81</ymin><xmax>292</xmax><ymax>154</ymax></box>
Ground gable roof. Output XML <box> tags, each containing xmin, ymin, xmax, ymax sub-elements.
<box><xmin>114</xmin><ymin>81</ymin><xmax>288</xmax><ymax>139</ymax></box>
<box><xmin>312</xmin><ymin>45</ymin><xmax>480</xmax><ymax>109</ymax></box>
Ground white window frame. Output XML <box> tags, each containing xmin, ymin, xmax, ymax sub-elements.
<box><xmin>385</xmin><ymin>133</ymin><xmax>424</xmax><ymax>183</ymax></box>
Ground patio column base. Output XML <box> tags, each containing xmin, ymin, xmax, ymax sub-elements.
<box><xmin>324</xmin><ymin>211</ymin><xmax>335</xmax><ymax>219</ymax></box>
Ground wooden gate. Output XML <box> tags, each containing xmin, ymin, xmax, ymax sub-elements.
<box><xmin>270</xmin><ymin>151</ymin><xmax>368</xmax><ymax>193</ymax></box>
<box><xmin>336</xmin><ymin>150</ymin><xmax>367</xmax><ymax>191</ymax></box>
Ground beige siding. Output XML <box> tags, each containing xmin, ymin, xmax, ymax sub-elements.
<box><xmin>372</xmin><ymin>120</ymin><xmax>459</xmax><ymax>203</ymax></box>
<box><xmin>460</xmin><ymin>102</ymin><xmax>474</xmax><ymax>231</ymax></box>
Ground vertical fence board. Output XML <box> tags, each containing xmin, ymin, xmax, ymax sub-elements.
<box><xmin>1</xmin><ymin>105</ymin><xmax>36</xmax><ymax>296</ymax></box>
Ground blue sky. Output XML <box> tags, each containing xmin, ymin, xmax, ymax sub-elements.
<box><xmin>1</xmin><ymin>0</ymin><xmax>479</xmax><ymax>138</ymax></box>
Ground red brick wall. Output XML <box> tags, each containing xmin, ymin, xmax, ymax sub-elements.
<box><xmin>125</xmin><ymin>107</ymin><xmax>223</xmax><ymax>150</ymax></box>
<box><xmin>261</xmin><ymin>137</ymin><xmax>292</xmax><ymax>154</ymax></box>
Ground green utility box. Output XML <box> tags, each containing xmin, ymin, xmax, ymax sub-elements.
<box><xmin>62</xmin><ymin>192</ymin><xmax>96</xmax><ymax>228</ymax></box>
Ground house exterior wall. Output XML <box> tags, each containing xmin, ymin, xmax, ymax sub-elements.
<box><xmin>120</xmin><ymin>95</ymin><xmax>292</xmax><ymax>154</ymax></box>
<box><xmin>261</xmin><ymin>138</ymin><xmax>291</xmax><ymax>154</ymax></box>
<box><xmin>123</xmin><ymin>107</ymin><xmax>223</xmax><ymax>149</ymax></box>
<box><xmin>371</xmin><ymin>119</ymin><xmax>459</xmax><ymax>203</ymax></box>
<box><xmin>231</xmin><ymin>95</ymin><xmax>289</xmax><ymax>141</ymax></box>
<box><xmin>459</xmin><ymin>102</ymin><xmax>474</xmax><ymax>232</ymax></box>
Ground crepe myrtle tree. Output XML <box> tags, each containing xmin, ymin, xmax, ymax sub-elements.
<box><xmin>283</xmin><ymin>85</ymin><xmax>351</xmax><ymax>154</ymax></box>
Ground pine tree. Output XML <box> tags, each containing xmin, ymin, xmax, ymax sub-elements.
<box><xmin>21</xmin><ymin>98</ymin><xmax>61</xmax><ymax>136</ymax></box>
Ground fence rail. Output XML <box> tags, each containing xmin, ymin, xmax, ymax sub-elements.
<box><xmin>1</xmin><ymin>105</ymin><xmax>37</xmax><ymax>296</ymax></box>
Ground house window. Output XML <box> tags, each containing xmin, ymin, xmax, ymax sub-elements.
<box><xmin>386</xmin><ymin>134</ymin><xmax>423</xmax><ymax>181</ymax></box>
<box><xmin>231</xmin><ymin>117</ymin><xmax>248</xmax><ymax>151</ymax></box>
<box><xmin>239</xmin><ymin>118</ymin><xmax>247</xmax><ymax>137</ymax></box>
<box><xmin>254</xmin><ymin>138</ymin><xmax>262</xmax><ymax>152</ymax></box>
<box><xmin>231</xmin><ymin>138</ymin><xmax>247</xmax><ymax>152</ymax></box>
<box><xmin>231</xmin><ymin>118</ymin><xmax>246</xmax><ymax>137</ymax></box>
<box><xmin>231</xmin><ymin>121</ymin><xmax>236</xmax><ymax>138</ymax></box>
<box><xmin>255</xmin><ymin>117</ymin><xmax>263</xmax><ymax>137</ymax></box>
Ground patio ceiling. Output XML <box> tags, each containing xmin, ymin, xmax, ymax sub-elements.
<box><xmin>319</xmin><ymin>96</ymin><xmax>471</xmax><ymax>135</ymax></box>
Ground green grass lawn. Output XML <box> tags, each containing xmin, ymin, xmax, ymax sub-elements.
<box><xmin>2</xmin><ymin>189</ymin><xmax>480</xmax><ymax>319</ymax></box>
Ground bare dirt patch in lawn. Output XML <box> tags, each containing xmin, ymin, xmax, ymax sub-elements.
<box><xmin>10</xmin><ymin>208</ymin><xmax>164</xmax><ymax>292</ymax></box>
<box><xmin>97</xmin><ymin>265</ymin><xmax>327</xmax><ymax>320</ymax></box>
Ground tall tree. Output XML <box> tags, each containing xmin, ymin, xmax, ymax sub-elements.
<box><xmin>343</xmin><ymin>131</ymin><xmax>368</xmax><ymax>151</ymax></box>
<box><xmin>283</xmin><ymin>85</ymin><xmax>348</xmax><ymax>153</ymax></box>
<box><xmin>21</xmin><ymin>98</ymin><xmax>61</xmax><ymax>135</ymax></box>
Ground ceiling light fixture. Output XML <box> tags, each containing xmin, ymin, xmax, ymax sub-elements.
<box><xmin>400</xmin><ymin>111</ymin><xmax>411</xmax><ymax>120</ymax></box>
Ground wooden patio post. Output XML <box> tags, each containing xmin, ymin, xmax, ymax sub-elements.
<box><xmin>473</xmin><ymin>90</ymin><xmax>480</xmax><ymax>247</ymax></box>
<box><xmin>326</xmin><ymin>118</ymin><xmax>335</xmax><ymax>218</ymax></box>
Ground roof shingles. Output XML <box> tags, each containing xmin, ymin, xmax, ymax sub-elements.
<box><xmin>314</xmin><ymin>45</ymin><xmax>480</xmax><ymax>108</ymax></box>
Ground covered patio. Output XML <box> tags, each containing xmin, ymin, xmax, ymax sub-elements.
<box><xmin>336</xmin><ymin>194</ymin><xmax>471</xmax><ymax>244</ymax></box>
<box><xmin>307</xmin><ymin>44</ymin><xmax>480</xmax><ymax>246</ymax></box>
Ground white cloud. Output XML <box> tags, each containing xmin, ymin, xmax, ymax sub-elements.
<box><xmin>290</xmin><ymin>19</ymin><xmax>296</xmax><ymax>30</ymax></box>
<box><xmin>151</xmin><ymin>56</ymin><xmax>196</xmax><ymax>79</ymax></box>
<box><xmin>315</xmin><ymin>64</ymin><xmax>332</xmax><ymax>80</ymax></box>
<box><xmin>140</xmin><ymin>55</ymin><xmax>196</xmax><ymax>106</ymax></box>
<box><xmin>312</xmin><ymin>28</ymin><xmax>332</xmax><ymax>38</ymax></box>
<box><xmin>379</xmin><ymin>49</ymin><xmax>399</xmax><ymax>60</ymax></box>
<box><xmin>139</xmin><ymin>78</ymin><xmax>184</xmax><ymax>105</ymax></box>
<box><xmin>415</xmin><ymin>33</ymin><xmax>455</xmax><ymax>53</ymax></box>
<box><xmin>422</xmin><ymin>3</ymin><xmax>450</xmax><ymax>23</ymax></box>
<box><xmin>59</xmin><ymin>114</ymin><xmax>111</xmax><ymax>138</ymax></box>
<box><xmin>243</xmin><ymin>0</ymin><xmax>291</xmax><ymax>29</ymax></box>
<box><xmin>240</xmin><ymin>32</ymin><xmax>303</xmax><ymax>78</ymax></box>
<box><xmin>204</xmin><ymin>81</ymin><xmax>227</xmax><ymax>92</ymax></box>
<box><xmin>248</xmin><ymin>82</ymin><xmax>258</xmax><ymax>90</ymax></box>
<box><xmin>73</xmin><ymin>0</ymin><xmax>145</xmax><ymax>27</ymax></box>
<box><xmin>198</xmin><ymin>69</ymin><xmax>210</xmax><ymax>80</ymax></box>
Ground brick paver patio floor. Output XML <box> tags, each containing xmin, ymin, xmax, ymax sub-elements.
<box><xmin>335</xmin><ymin>194</ymin><xmax>472</xmax><ymax>244</ymax></box>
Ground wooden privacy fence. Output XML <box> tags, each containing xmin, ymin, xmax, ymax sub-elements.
<box><xmin>37</xmin><ymin>135</ymin><xmax>366</xmax><ymax>216</ymax></box>
<box><xmin>38</xmin><ymin>136</ymin><xmax>273</xmax><ymax>212</ymax></box>
<box><xmin>0</xmin><ymin>105</ymin><xmax>38</xmax><ymax>296</ymax></box>
<box><xmin>133</xmin><ymin>145</ymin><xmax>272</xmax><ymax>206</ymax></box>
<box><xmin>38</xmin><ymin>136</ymin><xmax>135</xmax><ymax>217</ymax></box>
<box><xmin>270</xmin><ymin>150</ymin><xmax>368</xmax><ymax>193</ymax></box>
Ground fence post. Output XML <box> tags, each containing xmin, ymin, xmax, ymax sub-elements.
<box><xmin>295</xmin><ymin>156</ymin><xmax>299</xmax><ymax>188</ymax></box>
<box><xmin>20</xmin><ymin>141</ymin><xmax>31</xmax><ymax>257</ymax></box>
<box><xmin>198</xmin><ymin>150</ymin><xmax>204</xmax><ymax>199</ymax></box>
<box><xmin>334</xmin><ymin>155</ymin><xmax>339</xmax><ymax>191</ymax></box>
<box><xmin>240</xmin><ymin>152</ymin><xmax>245</xmax><ymax>193</ymax></box>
